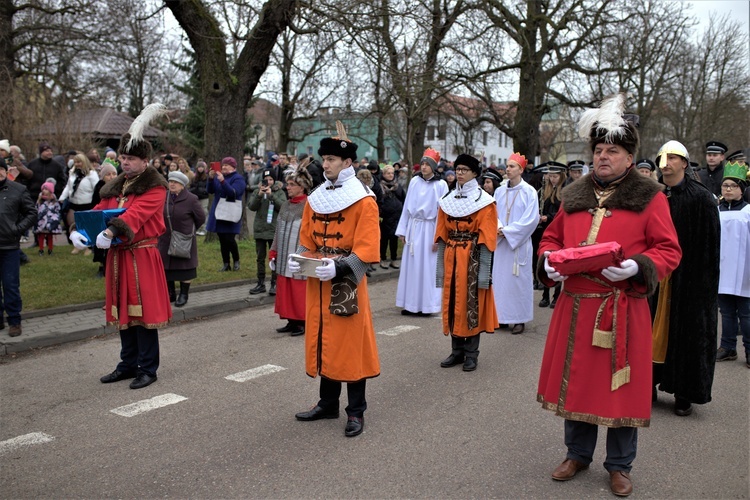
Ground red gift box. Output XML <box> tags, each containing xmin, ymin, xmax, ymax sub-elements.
<box><xmin>547</xmin><ymin>242</ymin><xmax>624</xmax><ymax>276</ymax></box>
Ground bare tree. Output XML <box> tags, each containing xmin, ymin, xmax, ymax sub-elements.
<box><xmin>164</xmin><ymin>0</ymin><xmax>296</xmax><ymax>161</ymax></box>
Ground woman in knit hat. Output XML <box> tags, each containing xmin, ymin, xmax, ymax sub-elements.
<box><xmin>206</xmin><ymin>156</ymin><xmax>246</xmax><ymax>271</ymax></box>
<box><xmin>157</xmin><ymin>170</ymin><xmax>206</xmax><ymax>307</ymax></box>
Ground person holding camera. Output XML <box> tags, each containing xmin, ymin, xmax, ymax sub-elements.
<box><xmin>247</xmin><ymin>169</ymin><xmax>287</xmax><ymax>294</ymax></box>
<box><xmin>206</xmin><ymin>157</ymin><xmax>246</xmax><ymax>272</ymax></box>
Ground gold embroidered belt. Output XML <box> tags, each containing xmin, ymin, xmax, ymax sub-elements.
<box><xmin>563</xmin><ymin>274</ymin><xmax>646</xmax><ymax>391</ymax></box>
<box><xmin>111</xmin><ymin>238</ymin><xmax>158</xmax><ymax>320</ymax></box>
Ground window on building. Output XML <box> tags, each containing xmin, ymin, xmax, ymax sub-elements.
<box><xmin>438</xmin><ymin>125</ymin><xmax>446</xmax><ymax>140</ymax></box>
<box><xmin>427</xmin><ymin>126</ymin><xmax>436</xmax><ymax>141</ymax></box>
<box><xmin>385</xmin><ymin>146</ymin><xmax>391</xmax><ymax>159</ymax></box>
<box><xmin>307</xmin><ymin>146</ymin><xmax>313</xmax><ymax>156</ymax></box>
<box><xmin>483</xmin><ymin>131</ymin><xmax>488</xmax><ymax>146</ymax></box>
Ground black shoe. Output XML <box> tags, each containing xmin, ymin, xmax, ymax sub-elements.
<box><xmin>249</xmin><ymin>282</ymin><xmax>266</xmax><ymax>295</ymax></box>
<box><xmin>100</xmin><ymin>369</ymin><xmax>137</xmax><ymax>384</ymax></box>
<box><xmin>511</xmin><ymin>323</ymin><xmax>525</xmax><ymax>335</ymax></box>
<box><xmin>290</xmin><ymin>326</ymin><xmax>305</xmax><ymax>336</ymax></box>
<box><xmin>498</xmin><ymin>323</ymin><xmax>509</xmax><ymax>329</ymax></box>
<box><xmin>276</xmin><ymin>322</ymin><xmax>294</xmax><ymax>333</ymax></box>
<box><xmin>96</xmin><ymin>267</ymin><xmax>105</xmax><ymax>279</ymax></box>
<box><xmin>218</xmin><ymin>263</ymin><xmax>230</xmax><ymax>272</ymax></box>
<box><xmin>716</xmin><ymin>347</ymin><xmax>738</xmax><ymax>361</ymax></box>
<box><xmin>175</xmin><ymin>293</ymin><xmax>188</xmax><ymax>307</ymax></box>
<box><xmin>538</xmin><ymin>298</ymin><xmax>550</xmax><ymax>307</ymax></box>
<box><xmin>401</xmin><ymin>309</ymin><xmax>417</xmax><ymax>316</ymax></box>
<box><xmin>674</xmin><ymin>397</ymin><xmax>693</xmax><ymax>416</ymax></box>
<box><xmin>295</xmin><ymin>405</ymin><xmax>339</xmax><ymax>421</ymax></box>
<box><xmin>345</xmin><ymin>416</ymin><xmax>364</xmax><ymax>437</ymax></box>
<box><xmin>440</xmin><ymin>353</ymin><xmax>465</xmax><ymax>368</ymax></box>
<box><xmin>48</xmin><ymin>249</ymin><xmax>53</xmax><ymax>255</ymax></box>
<box><xmin>462</xmin><ymin>357</ymin><xmax>478</xmax><ymax>371</ymax></box>
<box><xmin>38</xmin><ymin>250</ymin><xmax>44</xmax><ymax>256</ymax></box>
<box><xmin>269</xmin><ymin>282</ymin><xmax>276</xmax><ymax>295</ymax></box>
<box><xmin>130</xmin><ymin>373</ymin><xmax>157</xmax><ymax>389</ymax></box>
<box><xmin>550</xmin><ymin>297</ymin><xmax>558</xmax><ymax>309</ymax></box>
<box><xmin>233</xmin><ymin>261</ymin><xmax>240</xmax><ymax>271</ymax></box>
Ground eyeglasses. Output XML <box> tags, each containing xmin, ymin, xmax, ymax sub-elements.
<box><xmin>721</xmin><ymin>183</ymin><xmax>740</xmax><ymax>190</ymax></box>
<box><xmin>455</xmin><ymin>167</ymin><xmax>471</xmax><ymax>173</ymax></box>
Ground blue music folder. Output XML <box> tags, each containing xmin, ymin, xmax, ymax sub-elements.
<box><xmin>74</xmin><ymin>208</ymin><xmax>126</xmax><ymax>246</ymax></box>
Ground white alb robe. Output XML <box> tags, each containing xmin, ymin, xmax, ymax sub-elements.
<box><xmin>492</xmin><ymin>179</ymin><xmax>540</xmax><ymax>323</ymax></box>
<box><xmin>395</xmin><ymin>175</ymin><xmax>449</xmax><ymax>313</ymax></box>
<box><xmin>719</xmin><ymin>205</ymin><xmax>750</xmax><ymax>297</ymax></box>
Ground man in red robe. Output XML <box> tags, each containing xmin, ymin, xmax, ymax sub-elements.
<box><xmin>71</xmin><ymin>104</ymin><xmax>172</xmax><ymax>390</ymax></box>
<box><xmin>536</xmin><ymin>94</ymin><xmax>682</xmax><ymax>497</ymax></box>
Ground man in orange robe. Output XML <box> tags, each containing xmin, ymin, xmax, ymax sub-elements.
<box><xmin>435</xmin><ymin>154</ymin><xmax>498</xmax><ymax>372</ymax></box>
<box><xmin>288</xmin><ymin>124</ymin><xmax>380</xmax><ymax>438</ymax></box>
<box><xmin>536</xmin><ymin>94</ymin><xmax>681</xmax><ymax>497</ymax></box>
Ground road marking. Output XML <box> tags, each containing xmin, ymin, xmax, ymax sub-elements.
<box><xmin>0</xmin><ymin>432</ymin><xmax>55</xmax><ymax>454</ymax></box>
<box><xmin>377</xmin><ymin>325</ymin><xmax>420</xmax><ymax>336</ymax></box>
<box><xmin>225</xmin><ymin>364</ymin><xmax>286</xmax><ymax>382</ymax></box>
<box><xmin>110</xmin><ymin>393</ymin><xmax>188</xmax><ymax>417</ymax></box>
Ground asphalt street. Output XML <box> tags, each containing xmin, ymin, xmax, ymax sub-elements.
<box><xmin>1</xmin><ymin>280</ymin><xmax>748</xmax><ymax>498</ymax></box>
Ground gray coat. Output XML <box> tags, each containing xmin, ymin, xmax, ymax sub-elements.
<box><xmin>158</xmin><ymin>189</ymin><xmax>206</xmax><ymax>271</ymax></box>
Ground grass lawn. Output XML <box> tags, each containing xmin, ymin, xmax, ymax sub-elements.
<box><xmin>20</xmin><ymin>237</ymin><xmax>268</xmax><ymax>311</ymax></box>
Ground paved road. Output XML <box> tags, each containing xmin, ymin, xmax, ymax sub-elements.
<box><xmin>1</xmin><ymin>280</ymin><xmax>748</xmax><ymax>498</ymax></box>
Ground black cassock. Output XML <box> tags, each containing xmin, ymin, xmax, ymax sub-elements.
<box><xmin>652</xmin><ymin>176</ymin><xmax>720</xmax><ymax>405</ymax></box>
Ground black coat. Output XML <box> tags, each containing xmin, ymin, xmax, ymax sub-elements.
<box><xmin>378</xmin><ymin>181</ymin><xmax>405</xmax><ymax>237</ymax></box>
<box><xmin>0</xmin><ymin>180</ymin><xmax>37</xmax><ymax>250</ymax></box>
<box><xmin>22</xmin><ymin>157</ymin><xmax>67</xmax><ymax>199</ymax></box>
<box><xmin>158</xmin><ymin>189</ymin><xmax>207</xmax><ymax>271</ymax></box>
<box><xmin>697</xmin><ymin>165</ymin><xmax>723</xmax><ymax>198</ymax></box>
<box><xmin>654</xmin><ymin>177</ymin><xmax>720</xmax><ymax>404</ymax></box>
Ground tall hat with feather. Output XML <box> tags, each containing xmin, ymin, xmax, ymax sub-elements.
<box><xmin>578</xmin><ymin>93</ymin><xmax>639</xmax><ymax>156</ymax></box>
<box><xmin>118</xmin><ymin>103</ymin><xmax>168</xmax><ymax>159</ymax></box>
<box><xmin>318</xmin><ymin>120</ymin><xmax>358</xmax><ymax>161</ymax></box>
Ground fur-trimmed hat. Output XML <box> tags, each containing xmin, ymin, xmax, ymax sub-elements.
<box><xmin>454</xmin><ymin>154</ymin><xmax>482</xmax><ymax>176</ymax></box>
<box><xmin>318</xmin><ymin>121</ymin><xmax>358</xmax><ymax>161</ymax></box>
<box><xmin>118</xmin><ymin>103</ymin><xmax>167</xmax><ymax>159</ymax></box>
<box><xmin>288</xmin><ymin>166</ymin><xmax>313</xmax><ymax>194</ymax></box>
<box><xmin>578</xmin><ymin>94</ymin><xmax>640</xmax><ymax>156</ymax></box>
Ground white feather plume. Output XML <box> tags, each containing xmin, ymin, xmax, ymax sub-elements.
<box><xmin>578</xmin><ymin>93</ymin><xmax>628</xmax><ymax>142</ymax></box>
<box><xmin>126</xmin><ymin>103</ymin><xmax>168</xmax><ymax>150</ymax></box>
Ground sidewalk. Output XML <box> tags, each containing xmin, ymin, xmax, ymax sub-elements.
<box><xmin>0</xmin><ymin>267</ymin><xmax>400</xmax><ymax>355</ymax></box>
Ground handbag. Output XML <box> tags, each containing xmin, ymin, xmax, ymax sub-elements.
<box><xmin>214</xmin><ymin>197</ymin><xmax>243</xmax><ymax>223</ymax></box>
<box><xmin>165</xmin><ymin>193</ymin><xmax>194</xmax><ymax>259</ymax></box>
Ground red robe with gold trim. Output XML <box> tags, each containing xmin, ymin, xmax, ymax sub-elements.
<box><xmin>94</xmin><ymin>167</ymin><xmax>172</xmax><ymax>330</ymax></box>
<box><xmin>536</xmin><ymin>170</ymin><xmax>681</xmax><ymax>427</ymax></box>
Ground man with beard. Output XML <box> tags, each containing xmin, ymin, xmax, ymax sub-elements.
<box><xmin>651</xmin><ymin>140</ymin><xmax>720</xmax><ymax>417</ymax></box>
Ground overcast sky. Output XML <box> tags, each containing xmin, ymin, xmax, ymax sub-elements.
<box><xmin>687</xmin><ymin>0</ymin><xmax>750</xmax><ymax>32</ymax></box>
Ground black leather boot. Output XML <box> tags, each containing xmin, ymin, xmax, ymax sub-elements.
<box><xmin>218</xmin><ymin>262</ymin><xmax>230</xmax><ymax>272</ymax></box>
<box><xmin>167</xmin><ymin>281</ymin><xmax>176</xmax><ymax>303</ymax></box>
<box><xmin>269</xmin><ymin>272</ymin><xmax>277</xmax><ymax>296</ymax></box>
<box><xmin>249</xmin><ymin>280</ymin><xmax>266</xmax><ymax>294</ymax></box>
<box><xmin>175</xmin><ymin>282</ymin><xmax>190</xmax><ymax>307</ymax></box>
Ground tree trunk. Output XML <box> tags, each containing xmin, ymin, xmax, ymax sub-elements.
<box><xmin>512</xmin><ymin>0</ymin><xmax>543</xmax><ymax>160</ymax></box>
<box><xmin>0</xmin><ymin>0</ymin><xmax>15</xmax><ymax>138</ymax></box>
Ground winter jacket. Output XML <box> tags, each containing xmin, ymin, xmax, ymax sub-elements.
<box><xmin>248</xmin><ymin>181</ymin><xmax>287</xmax><ymax>240</ymax></box>
<box><xmin>60</xmin><ymin>168</ymin><xmax>99</xmax><ymax>205</ymax></box>
<box><xmin>0</xmin><ymin>180</ymin><xmax>38</xmax><ymax>250</ymax></box>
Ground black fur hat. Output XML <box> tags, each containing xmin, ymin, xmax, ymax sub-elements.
<box><xmin>318</xmin><ymin>120</ymin><xmax>358</xmax><ymax>162</ymax></box>
<box><xmin>578</xmin><ymin>94</ymin><xmax>640</xmax><ymax>156</ymax></box>
<box><xmin>454</xmin><ymin>154</ymin><xmax>482</xmax><ymax>176</ymax></box>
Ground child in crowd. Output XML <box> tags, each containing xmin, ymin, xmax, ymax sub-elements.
<box><xmin>34</xmin><ymin>180</ymin><xmax>63</xmax><ymax>255</ymax></box>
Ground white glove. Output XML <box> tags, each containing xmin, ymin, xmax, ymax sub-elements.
<box><xmin>315</xmin><ymin>257</ymin><xmax>337</xmax><ymax>281</ymax></box>
<box><xmin>95</xmin><ymin>230</ymin><xmax>113</xmax><ymax>249</ymax></box>
<box><xmin>70</xmin><ymin>230</ymin><xmax>89</xmax><ymax>250</ymax></box>
<box><xmin>544</xmin><ymin>252</ymin><xmax>568</xmax><ymax>282</ymax></box>
<box><xmin>269</xmin><ymin>258</ymin><xmax>276</xmax><ymax>271</ymax></box>
<box><xmin>601</xmin><ymin>259</ymin><xmax>639</xmax><ymax>282</ymax></box>
<box><xmin>287</xmin><ymin>254</ymin><xmax>301</xmax><ymax>274</ymax></box>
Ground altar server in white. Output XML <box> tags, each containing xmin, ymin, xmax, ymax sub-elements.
<box><xmin>395</xmin><ymin>148</ymin><xmax>449</xmax><ymax>315</ymax></box>
<box><xmin>492</xmin><ymin>152</ymin><xmax>540</xmax><ymax>334</ymax></box>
